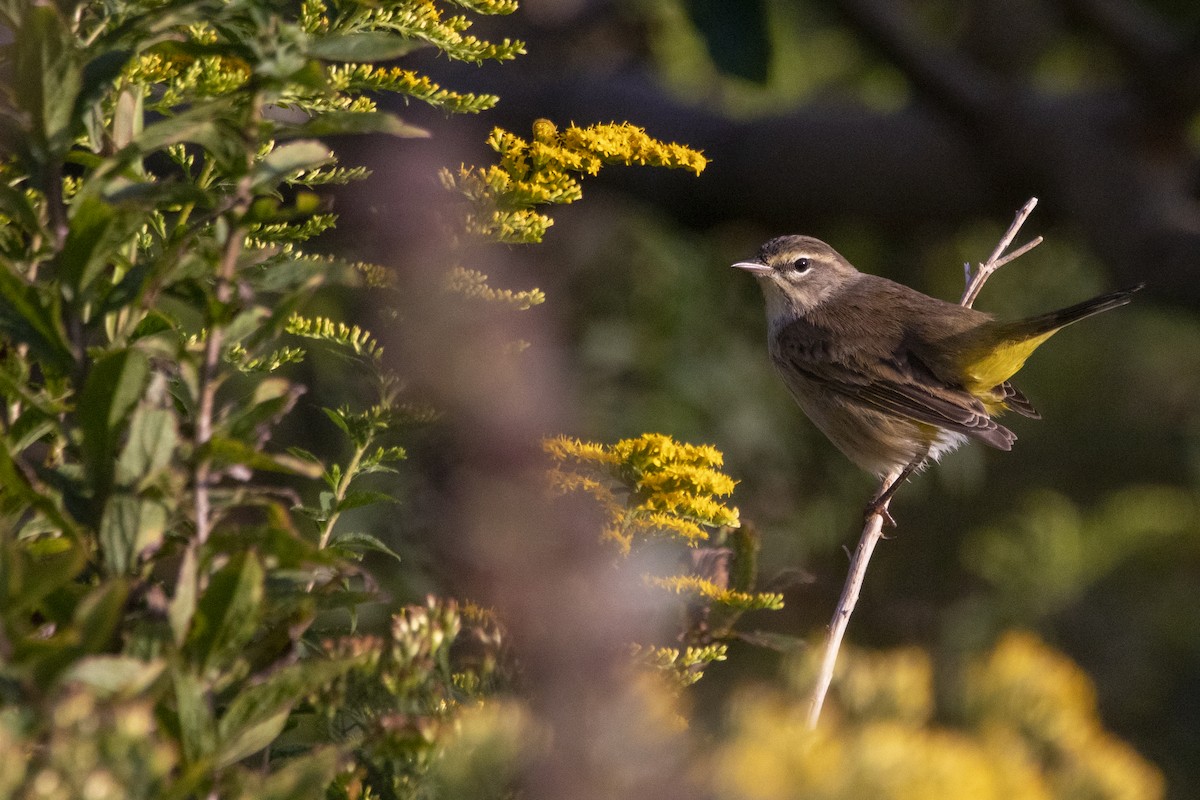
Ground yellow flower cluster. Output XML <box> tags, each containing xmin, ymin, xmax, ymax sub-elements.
<box><xmin>648</xmin><ymin>575</ymin><xmax>783</xmax><ymax>612</ymax></box>
<box><xmin>302</xmin><ymin>0</ymin><xmax>525</xmax><ymax>64</ymax></box>
<box><xmin>632</xmin><ymin>643</ymin><xmax>730</xmax><ymax>688</ymax></box>
<box><xmin>125</xmin><ymin>49</ymin><xmax>251</xmax><ymax>107</ymax></box>
<box><xmin>326</xmin><ymin>64</ymin><xmax>498</xmax><ymax>113</ymax></box>
<box><xmin>285</xmin><ymin>313</ymin><xmax>382</xmax><ymax>360</ymax></box>
<box><xmin>444</xmin><ymin>120</ymin><xmax>708</xmax><ymax>243</ymax></box>
<box><xmin>444</xmin><ymin>266</ymin><xmax>545</xmax><ymax>310</ymax></box>
<box><xmin>715</xmin><ymin>632</ymin><xmax>1163</xmax><ymax>800</ymax></box>
<box><xmin>544</xmin><ymin>433</ymin><xmax>739</xmax><ymax>553</ymax></box>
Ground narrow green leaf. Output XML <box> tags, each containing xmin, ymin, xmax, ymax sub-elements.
<box><xmin>99</xmin><ymin>493</ymin><xmax>167</xmax><ymax>575</ymax></box>
<box><xmin>252</xmin><ymin>140</ymin><xmax>331</xmax><ymax>192</ymax></box>
<box><xmin>78</xmin><ymin>348</ymin><xmax>151</xmax><ymax>501</ymax></box>
<box><xmin>735</xmin><ymin>629</ymin><xmax>808</xmax><ymax>653</ymax></box>
<box><xmin>115</xmin><ymin>402</ymin><xmax>178</xmax><ymax>487</ymax></box>
<box><xmin>229</xmin><ymin>746</ymin><xmax>340</xmax><ymax>800</ymax></box>
<box><xmin>328</xmin><ymin>530</ymin><xmax>402</xmax><ymax>564</ymax></box>
<box><xmin>307</xmin><ymin>31</ymin><xmax>426</xmax><ymax>61</ymax></box>
<box><xmin>217</xmin><ymin>706</ymin><xmax>290</xmax><ymax>769</ymax></box>
<box><xmin>173</xmin><ymin>667</ymin><xmax>216</xmax><ymax>765</ymax></box>
<box><xmin>0</xmin><ymin>434</ymin><xmax>78</xmax><ymax>542</ymax></box>
<box><xmin>76</xmin><ymin>48</ymin><xmax>135</xmax><ymax>122</ymax></box>
<box><xmin>0</xmin><ymin>183</ymin><xmax>41</xmax><ymax>234</ymax></box>
<box><xmin>58</xmin><ymin>194</ymin><xmax>144</xmax><ymax>295</ymax></box>
<box><xmin>74</xmin><ymin>579</ymin><xmax>129</xmax><ymax>653</ymax></box>
<box><xmin>0</xmin><ymin>265</ymin><xmax>74</xmax><ymax>374</ymax></box>
<box><xmin>335</xmin><ymin>490</ymin><xmax>398</xmax><ymax>513</ymax></box>
<box><xmin>186</xmin><ymin>551</ymin><xmax>264</xmax><ymax>673</ymax></box>
<box><xmin>215</xmin><ymin>659</ymin><xmax>357</xmax><ymax>768</ymax></box>
<box><xmin>169</xmin><ymin>545</ymin><xmax>198</xmax><ymax>646</ymax></box>
<box><xmin>0</xmin><ymin>534</ymin><xmax>85</xmax><ymax>615</ymax></box>
<box><xmin>63</xmin><ymin>655</ymin><xmax>166</xmax><ymax>697</ymax></box>
<box><xmin>320</xmin><ymin>407</ymin><xmax>351</xmax><ymax>437</ymax></box>
<box><xmin>13</xmin><ymin>4</ymin><xmax>82</xmax><ymax>154</ymax></box>
<box><xmin>203</xmin><ymin>436</ymin><xmax>325</xmax><ymax>479</ymax></box>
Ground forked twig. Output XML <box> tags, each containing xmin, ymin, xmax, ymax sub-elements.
<box><xmin>962</xmin><ymin>197</ymin><xmax>1043</xmax><ymax>308</ymax></box>
<box><xmin>805</xmin><ymin>198</ymin><xmax>1043</xmax><ymax>730</ymax></box>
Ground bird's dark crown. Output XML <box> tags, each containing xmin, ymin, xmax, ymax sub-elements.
<box><xmin>758</xmin><ymin>235</ymin><xmax>841</xmax><ymax>265</ymax></box>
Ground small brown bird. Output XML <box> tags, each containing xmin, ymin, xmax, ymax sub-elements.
<box><xmin>734</xmin><ymin>235</ymin><xmax>1141</xmax><ymax>515</ymax></box>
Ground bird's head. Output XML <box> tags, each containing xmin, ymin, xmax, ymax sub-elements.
<box><xmin>732</xmin><ymin>235</ymin><xmax>860</xmax><ymax>318</ymax></box>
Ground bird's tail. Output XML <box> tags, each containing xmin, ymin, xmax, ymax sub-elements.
<box><xmin>1011</xmin><ymin>284</ymin><xmax>1144</xmax><ymax>339</ymax></box>
<box><xmin>959</xmin><ymin>284</ymin><xmax>1143</xmax><ymax>395</ymax></box>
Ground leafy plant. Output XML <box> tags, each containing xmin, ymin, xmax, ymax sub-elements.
<box><xmin>0</xmin><ymin>0</ymin><xmax>716</xmax><ymax>795</ymax></box>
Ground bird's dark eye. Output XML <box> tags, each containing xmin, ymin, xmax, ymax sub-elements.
<box><xmin>792</xmin><ymin>257</ymin><xmax>810</xmax><ymax>272</ymax></box>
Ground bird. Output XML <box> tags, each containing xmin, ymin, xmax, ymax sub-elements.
<box><xmin>733</xmin><ymin>234</ymin><xmax>1142</xmax><ymax>520</ymax></box>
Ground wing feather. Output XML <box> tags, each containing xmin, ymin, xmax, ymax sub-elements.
<box><xmin>773</xmin><ymin>316</ymin><xmax>1016</xmax><ymax>450</ymax></box>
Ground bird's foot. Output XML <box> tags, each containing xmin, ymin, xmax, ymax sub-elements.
<box><xmin>863</xmin><ymin>499</ymin><xmax>896</xmax><ymax>528</ymax></box>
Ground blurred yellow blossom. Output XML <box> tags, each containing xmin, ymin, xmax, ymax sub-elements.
<box><xmin>714</xmin><ymin>632</ymin><xmax>1163</xmax><ymax>800</ymax></box>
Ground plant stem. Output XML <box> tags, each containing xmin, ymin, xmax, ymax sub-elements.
<box><xmin>319</xmin><ymin>440</ymin><xmax>369</xmax><ymax>549</ymax></box>
<box><xmin>806</xmin><ymin>469</ymin><xmax>898</xmax><ymax>729</ymax></box>
<box><xmin>192</xmin><ymin>97</ymin><xmax>261</xmax><ymax>544</ymax></box>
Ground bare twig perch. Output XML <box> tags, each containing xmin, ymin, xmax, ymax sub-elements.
<box><xmin>805</xmin><ymin>198</ymin><xmax>1043</xmax><ymax>730</ymax></box>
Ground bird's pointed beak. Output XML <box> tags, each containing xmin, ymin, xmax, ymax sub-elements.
<box><xmin>732</xmin><ymin>260</ymin><xmax>771</xmax><ymax>274</ymax></box>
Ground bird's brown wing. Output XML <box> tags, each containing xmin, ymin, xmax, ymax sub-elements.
<box><xmin>773</xmin><ymin>318</ymin><xmax>1016</xmax><ymax>450</ymax></box>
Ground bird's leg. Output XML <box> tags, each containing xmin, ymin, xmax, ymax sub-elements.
<box><xmin>864</xmin><ymin>447</ymin><xmax>930</xmax><ymax>526</ymax></box>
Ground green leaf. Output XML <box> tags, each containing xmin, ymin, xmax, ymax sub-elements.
<box><xmin>735</xmin><ymin>630</ymin><xmax>808</xmax><ymax>653</ymax></box>
<box><xmin>284</xmin><ymin>111</ymin><xmax>428</xmax><ymax>140</ymax></box>
<box><xmin>74</xmin><ymin>579</ymin><xmax>129</xmax><ymax>653</ymax></box>
<box><xmin>216</xmin><ymin>659</ymin><xmax>357</xmax><ymax>768</ymax></box>
<box><xmin>185</xmin><ymin>551</ymin><xmax>264</xmax><ymax>673</ymax></box>
<box><xmin>12</xmin><ymin>4</ymin><xmax>82</xmax><ymax>156</ymax></box>
<box><xmin>173</xmin><ymin>666</ymin><xmax>216</xmax><ymax>765</ymax></box>
<box><xmin>169</xmin><ymin>545</ymin><xmax>198</xmax><ymax>647</ymax></box>
<box><xmin>203</xmin><ymin>436</ymin><xmax>325</xmax><ymax>479</ymax></box>
<box><xmin>63</xmin><ymin>655</ymin><xmax>166</xmax><ymax>697</ymax></box>
<box><xmin>0</xmin><ymin>265</ymin><xmax>74</xmax><ymax>375</ymax></box>
<box><xmin>0</xmin><ymin>533</ymin><xmax>85</xmax><ymax>616</ymax></box>
<box><xmin>0</xmin><ymin>182</ymin><xmax>42</xmax><ymax>234</ymax></box>
<box><xmin>111</xmin><ymin>83</ymin><xmax>143</xmax><ymax>152</ymax></box>
<box><xmin>336</xmin><ymin>490</ymin><xmax>398</xmax><ymax>513</ymax></box>
<box><xmin>76</xmin><ymin>48</ymin><xmax>135</xmax><ymax>122</ymax></box>
<box><xmin>225</xmin><ymin>747</ymin><xmax>340</xmax><ymax>800</ymax></box>
<box><xmin>0</xmin><ymin>434</ymin><xmax>78</xmax><ymax>541</ymax></box>
<box><xmin>320</xmin><ymin>406</ymin><xmax>351</xmax><ymax>437</ymax></box>
<box><xmin>328</xmin><ymin>530</ymin><xmax>402</xmax><ymax>564</ymax></box>
<box><xmin>78</xmin><ymin>348</ymin><xmax>151</xmax><ymax>501</ymax></box>
<box><xmin>252</xmin><ymin>140</ymin><xmax>331</xmax><ymax>192</ymax></box>
<box><xmin>99</xmin><ymin>493</ymin><xmax>167</xmax><ymax>575</ymax></box>
<box><xmin>308</xmin><ymin>31</ymin><xmax>426</xmax><ymax>61</ymax></box>
<box><xmin>58</xmin><ymin>194</ymin><xmax>144</xmax><ymax>295</ymax></box>
<box><xmin>115</xmin><ymin>407</ymin><xmax>178</xmax><ymax>488</ymax></box>
<box><xmin>224</xmin><ymin>377</ymin><xmax>299</xmax><ymax>442</ymax></box>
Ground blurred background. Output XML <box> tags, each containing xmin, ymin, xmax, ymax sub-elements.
<box><xmin>325</xmin><ymin>0</ymin><xmax>1200</xmax><ymax>795</ymax></box>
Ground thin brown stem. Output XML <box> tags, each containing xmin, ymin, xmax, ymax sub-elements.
<box><xmin>806</xmin><ymin>467</ymin><xmax>900</xmax><ymax>729</ymax></box>
<box><xmin>192</xmin><ymin>97</ymin><xmax>262</xmax><ymax>544</ymax></box>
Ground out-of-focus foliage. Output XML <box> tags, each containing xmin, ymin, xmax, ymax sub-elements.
<box><xmin>0</xmin><ymin>0</ymin><xmax>721</xmax><ymax>795</ymax></box>
<box><xmin>715</xmin><ymin>632</ymin><xmax>1163</xmax><ymax>800</ymax></box>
